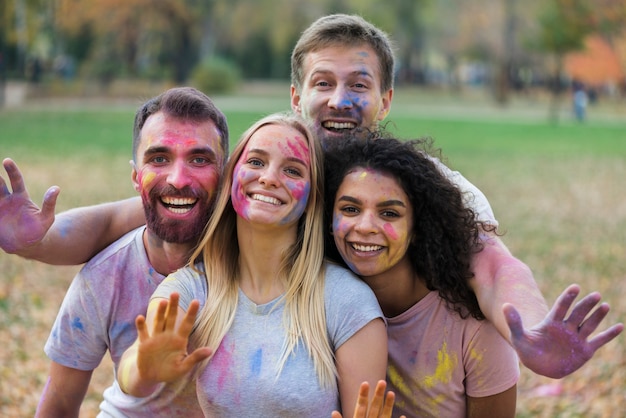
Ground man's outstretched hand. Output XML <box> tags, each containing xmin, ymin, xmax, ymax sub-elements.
<box><xmin>504</xmin><ymin>284</ymin><xmax>623</xmax><ymax>379</ymax></box>
<box><xmin>0</xmin><ymin>158</ymin><xmax>59</xmax><ymax>254</ymax></box>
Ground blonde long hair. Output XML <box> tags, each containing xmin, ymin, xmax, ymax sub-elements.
<box><xmin>188</xmin><ymin>112</ymin><xmax>336</xmax><ymax>389</ymax></box>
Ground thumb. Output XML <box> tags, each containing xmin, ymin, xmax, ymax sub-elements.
<box><xmin>183</xmin><ymin>347</ymin><xmax>213</xmax><ymax>369</ymax></box>
<box><xmin>41</xmin><ymin>186</ymin><xmax>60</xmax><ymax>218</ymax></box>
<box><xmin>503</xmin><ymin>303</ymin><xmax>524</xmax><ymax>342</ymax></box>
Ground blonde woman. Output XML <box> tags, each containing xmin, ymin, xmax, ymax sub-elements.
<box><xmin>117</xmin><ymin>112</ymin><xmax>387</xmax><ymax>416</ymax></box>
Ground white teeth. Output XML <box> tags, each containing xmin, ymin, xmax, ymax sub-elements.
<box><xmin>168</xmin><ymin>207</ymin><xmax>191</xmax><ymax>214</ymax></box>
<box><xmin>162</xmin><ymin>197</ymin><xmax>197</xmax><ymax>206</ymax></box>
<box><xmin>251</xmin><ymin>194</ymin><xmax>281</xmax><ymax>205</ymax></box>
<box><xmin>323</xmin><ymin>121</ymin><xmax>356</xmax><ymax>130</ymax></box>
<box><xmin>352</xmin><ymin>243</ymin><xmax>383</xmax><ymax>252</ymax></box>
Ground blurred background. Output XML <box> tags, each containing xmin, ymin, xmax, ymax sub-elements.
<box><xmin>1</xmin><ymin>0</ymin><xmax>625</xmax><ymax>119</ymax></box>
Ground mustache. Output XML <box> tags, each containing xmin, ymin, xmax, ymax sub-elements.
<box><xmin>149</xmin><ymin>185</ymin><xmax>207</xmax><ymax>200</ymax></box>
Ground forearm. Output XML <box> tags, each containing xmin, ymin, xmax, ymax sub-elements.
<box><xmin>17</xmin><ymin>197</ymin><xmax>144</xmax><ymax>265</ymax></box>
<box><xmin>471</xmin><ymin>235</ymin><xmax>549</xmax><ymax>343</ymax></box>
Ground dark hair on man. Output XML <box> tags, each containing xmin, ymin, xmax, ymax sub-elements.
<box><xmin>132</xmin><ymin>87</ymin><xmax>229</xmax><ymax>165</ymax></box>
<box><xmin>324</xmin><ymin>132</ymin><xmax>496</xmax><ymax>320</ymax></box>
<box><xmin>291</xmin><ymin>14</ymin><xmax>396</xmax><ymax>93</ymax></box>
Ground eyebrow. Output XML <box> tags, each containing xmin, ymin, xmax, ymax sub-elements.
<box><xmin>311</xmin><ymin>69</ymin><xmax>375</xmax><ymax>80</ymax></box>
<box><xmin>248</xmin><ymin>148</ymin><xmax>307</xmax><ymax>166</ymax></box>
<box><xmin>337</xmin><ymin>195</ymin><xmax>406</xmax><ymax>208</ymax></box>
<box><xmin>144</xmin><ymin>146</ymin><xmax>217</xmax><ymax>159</ymax></box>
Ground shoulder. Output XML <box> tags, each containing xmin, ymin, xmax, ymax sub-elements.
<box><xmin>82</xmin><ymin>227</ymin><xmax>146</xmax><ymax>269</ymax></box>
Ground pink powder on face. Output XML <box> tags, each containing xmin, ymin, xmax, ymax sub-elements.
<box><xmin>161</xmin><ymin>137</ymin><xmax>198</xmax><ymax>148</ymax></box>
<box><xmin>230</xmin><ymin>162</ymin><xmax>251</xmax><ymax>219</ymax></box>
<box><xmin>282</xmin><ymin>135</ymin><xmax>310</xmax><ymax>166</ymax></box>
<box><xmin>383</xmin><ymin>222</ymin><xmax>399</xmax><ymax>240</ymax></box>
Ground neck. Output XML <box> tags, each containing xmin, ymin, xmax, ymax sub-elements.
<box><xmin>235</xmin><ymin>217</ymin><xmax>297</xmax><ymax>304</ymax></box>
<box><xmin>143</xmin><ymin>229</ymin><xmax>196</xmax><ymax>276</ymax></box>
<box><xmin>361</xmin><ymin>256</ymin><xmax>430</xmax><ymax>318</ymax></box>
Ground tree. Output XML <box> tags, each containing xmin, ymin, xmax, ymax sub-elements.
<box><xmin>534</xmin><ymin>0</ymin><xmax>594</xmax><ymax>121</ymax></box>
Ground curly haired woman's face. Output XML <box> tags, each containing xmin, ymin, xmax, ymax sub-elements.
<box><xmin>332</xmin><ymin>167</ymin><xmax>413</xmax><ymax>277</ymax></box>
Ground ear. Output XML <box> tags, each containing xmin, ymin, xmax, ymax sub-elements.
<box><xmin>290</xmin><ymin>85</ymin><xmax>301</xmax><ymax>114</ymax></box>
<box><xmin>377</xmin><ymin>88</ymin><xmax>393</xmax><ymax>121</ymax></box>
<box><xmin>130</xmin><ymin>160</ymin><xmax>141</xmax><ymax>193</ymax></box>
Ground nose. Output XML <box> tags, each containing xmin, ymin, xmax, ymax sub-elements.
<box><xmin>166</xmin><ymin>160</ymin><xmax>192</xmax><ymax>189</ymax></box>
<box><xmin>328</xmin><ymin>86</ymin><xmax>354</xmax><ymax>110</ymax></box>
<box><xmin>258</xmin><ymin>166</ymin><xmax>280</xmax><ymax>188</ymax></box>
<box><xmin>354</xmin><ymin>212</ymin><xmax>378</xmax><ymax>234</ymax></box>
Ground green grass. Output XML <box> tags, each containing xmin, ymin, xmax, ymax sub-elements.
<box><xmin>2</xmin><ymin>108</ymin><xmax>624</xmax><ymax>160</ymax></box>
<box><xmin>1</xmin><ymin>100</ymin><xmax>625</xmax><ymax>417</ymax></box>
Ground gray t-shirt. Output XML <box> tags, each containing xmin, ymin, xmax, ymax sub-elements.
<box><xmin>45</xmin><ymin>227</ymin><xmax>203</xmax><ymax>417</ymax></box>
<box><xmin>154</xmin><ymin>262</ymin><xmax>383</xmax><ymax>417</ymax></box>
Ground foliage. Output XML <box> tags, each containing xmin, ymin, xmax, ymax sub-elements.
<box><xmin>190</xmin><ymin>56</ymin><xmax>241</xmax><ymax>94</ymax></box>
<box><xmin>535</xmin><ymin>0</ymin><xmax>595</xmax><ymax>54</ymax></box>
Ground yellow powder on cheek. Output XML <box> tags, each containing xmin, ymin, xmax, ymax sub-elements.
<box><xmin>142</xmin><ymin>172</ymin><xmax>156</xmax><ymax>188</ymax></box>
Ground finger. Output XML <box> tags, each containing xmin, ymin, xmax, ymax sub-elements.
<box><xmin>178</xmin><ymin>299</ymin><xmax>200</xmax><ymax>338</ymax></box>
<box><xmin>354</xmin><ymin>381</ymin><xmax>370</xmax><ymax>418</ymax></box>
<box><xmin>41</xmin><ymin>186</ymin><xmax>60</xmax><ymax>216</ymax></box>
<box><xmin>331</xmin><ymin>412</ymin><xmax>343</xmax><ymax>418</ymax></box>
<box><xmin>565</xmin><ymin>292</ymin><xmax>602</xmax><ymax>328</ymax></box>
<box><xmin>547</xmin><ymin>284</ymin><xmax>581</xmax><ymax>322</ymax></box>
<box><xmin>135</xmin><ymin>315</ymin><xmax>148</xmax><ymax>342</ymax></box>
<box><xmin>588</xmin><ymin>323</ymin><xmax>624</xmax><ymax>352</ymax></box>
<box><xmin>381</xmin><ymin>391</ymin><xmax>396</xmax><ymax>418</ymax></box>
<box><xmin>164</xmin><ymin>293</ymin><xmax>180</xmax><ymax>331</ymax></box>
<box><xmin>368</xmin><ymin>380</ymin><xmax>386</xmax><ymax>417</ymax></box>
<box><xmin>503</xmin><ymin>303</ymin><xmax>524</xmax><ymax>341</ymax></box>
<box><xmin>3</xmin><ymin>158</ymin><xmax>27</xmax><ymax>195</ymax></box>
<box><xmin>153</xmin><ymin>298</ymin><xmax>169</xmax><ymax>333</ymax></box>
<box><xmin>576</xmin><ymin>302</ymin><xmax>609</xmax><ymax>337</ymax></box>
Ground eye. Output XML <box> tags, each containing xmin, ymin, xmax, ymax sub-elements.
<box><xmin>191</xmin><ymin>156</ymin><xmax>215</xmax><ymax>165</ymax></box>
<box><xmin>150</xmin><ymin>155</ymin><xmax>168</xmax><ymax>164</ymax></box>
<box><xmin>339</xmin><ymin>205</ymin><xmax>360</xmax><ymax>215</ymax></box>
<box><xmin>380</xmin><ymin>210</ymin><xmax>400</xmax><ymax>218</ymax></box>
<box><xmin>247</xmin><ymin>158</ymin><xmax>264</xmax><ymax>167</ymax></box>
<box><xmin>285</xmin><ymin>167</ymin><xmax>303</xmax><ymax>177</ymax></box>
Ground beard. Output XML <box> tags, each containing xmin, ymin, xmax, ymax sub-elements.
<box><xmin>142</xmin><ymin>186</ymin><xmax>213</xmax><ymax>244</ymax></box>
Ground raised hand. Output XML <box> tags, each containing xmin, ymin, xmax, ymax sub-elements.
<box><xmin>0</xmin><ymin>158</ymin><xmax>59</xmax><ymax>254</ymax></box>
<box><xmin>331</xmin><ymin>380</ymin><xmax>405</xmax><ymax>418</ymax></box>
<box><xmin>504</xmin><ymin>284</ymin><xmax>624</xmax><ymax>378</ymax></box>
<box><xmin>135</xmin><ymin>293</ymin><xmax>212</xmax><ymax>384</ymax></box>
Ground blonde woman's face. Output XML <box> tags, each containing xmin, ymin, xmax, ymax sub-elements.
<box><xmin>231</xmin><ymin>124</ymin><xmax>311</xmax><ymax>227</ymax></box>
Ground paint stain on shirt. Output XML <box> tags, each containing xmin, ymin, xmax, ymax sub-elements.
<box><xmin>424</xmin><ymin>341</ymin><xmax>457</xmax><ymax>388</ymax></box>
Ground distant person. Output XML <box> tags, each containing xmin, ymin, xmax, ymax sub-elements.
<box><xmin>116</xmin><ymin>112</ymin><xmax>387</xmax><ymax>416</ymax></box>
<box><xmin>573</xmin><ymin>83</ymin><xmax>588</xmax><ymax>122</ymax></box>
<box><xmin>0</xmin><ymin>13</ymin><xmax>622</xmax><ymax>381</ymax></box>
<box><xmin>323</xmin><ymin>133</ymin><xmax>519</xmax><ymax>417</ymax></box>
<box><xmin>34</xmin><ymin>87</ymin><xmax>230</xmax><ymax>416</ymax></box>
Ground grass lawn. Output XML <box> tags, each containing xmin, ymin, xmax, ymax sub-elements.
<box><xmin>1</xmin><ymin>89</ymin><xmax>625</xmax><ymax>417</ymax></box>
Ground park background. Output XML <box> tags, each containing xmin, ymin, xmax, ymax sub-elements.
<box><xmin>1</xmin><ymin>0</ymin><xmax>625</xmax><ymax>416</ymax></box>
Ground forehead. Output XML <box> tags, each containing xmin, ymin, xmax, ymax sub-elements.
<box><xmin>139</xmin><ymin>112</ymin><xmax>223</xmax><ymax>155</ymax></box>
<box><xmin>303</xmin><ymin>44</ymin><xmax>381</xmax><ymax>81</ymax></box>
<box><xmin>244</xmin><ymin>124</ymin><xmax>310</xmax><ymax>162</ymax></box>
<box><xmin>339</xmin><ymin>167</ymin><xmax>406</xmax><ymax>198</ymax></box>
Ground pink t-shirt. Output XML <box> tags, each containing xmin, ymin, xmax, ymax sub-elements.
<box><xmin>386</xmin><ymin>291</ymin><xmax>519</xmax><ymax>418</ymax></box>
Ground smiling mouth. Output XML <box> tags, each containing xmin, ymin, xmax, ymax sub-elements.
<box><xmin>251</xmin><ymin>193</ymin><xmax>282</xmax><ymax>206</ymax></box>
<box><xmin>323</xmin><ymin>121</ymin><xmax>357</xmax><ymax>132</ymax></box>
<box><xmin>351</xmin><ymin>243</ymin><xmax>383</xmax><ymax>252</ymax></box>
<box><xmin>161</xmin><ymin>196</ymin><xmax>197</xmax><ymax>214</ymax></box>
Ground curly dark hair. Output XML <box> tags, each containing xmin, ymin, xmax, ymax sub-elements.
<box><xmin>324</xmin><ymin>132</ymin><xmax>495</xmax><ymax>320</ymax></box>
